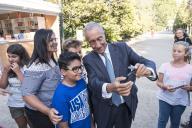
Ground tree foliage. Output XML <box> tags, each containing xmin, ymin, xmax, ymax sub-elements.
<box><xmin>153</xmin><ymin>0</ymin><xmax>177</xmax><ymax>28</ymax></box>
<box><xmin>173</xmin><ymin>1</ymin><xmax>192</xmax><ymax>31</ymax></box>
<box><xmin>62</xmin><ymin>0</ymin><xmax>143</xmax><ymax>42</ymax></box>
<box><xmin>48</xmin><ymin>0</ymin><xmax>183</xmax><ymax>41</ymax></box>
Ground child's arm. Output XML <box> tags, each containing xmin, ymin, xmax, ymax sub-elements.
<box><xmin>182</xmin><ymin>73</ymin><xmax>192</xmax><ymax>91</ymax></box>
<box><xmin>0</xmin><ymin>64</ymin><xmax>10</xmax><ymax>89</ymax></box>
<box><xmin>156</xmin><ymin>73</ymin><xmax>167</xmax><ymax>90</ymax></box>
<box><xmin>156</xmin><ymin>73</ymin><xmax>175</xmax><ymax>92</ymax></box>
<box><xmin>181</xmin><ymin>84</ymin><xmax>192</xmax><ymax>91</ymax></box>
<box><xmin>58</xmin><ymin>122</ymin><xmax>69</xmax><ymax>128</ymax></box>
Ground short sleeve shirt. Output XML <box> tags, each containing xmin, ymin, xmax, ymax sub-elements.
<box><xmin>52</xmin><ymin>79</ymin><xmax>91</xmax><ymax>128</ymax></box>
<box><xmin>157</xmin><ymin>62</ymin><xmax>192</xmax><ymax>106</ymax></box>
<box><xmin>22</xmin><ymin>60</ymin><xmax>61</xmax><ymax>110</ymax></box>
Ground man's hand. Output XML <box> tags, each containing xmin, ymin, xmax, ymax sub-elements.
<box><xmin>48</xmin><ymin>108</ymin><xmax>63</xmax><ymax>125</ymax></box>
<box><xmin>135</xmin><ymin>63</ymin><xmax>151</xmax><ymax>77</ymax></box>
<box><xmin>107</xmin><ymin>77</ymin><xmax>133</xmax><ymax>96</ymax></box>
<box><xmin>115</xmin><ymin>80</ymin><xmax>133</xmax><ymax>96</ymax></box>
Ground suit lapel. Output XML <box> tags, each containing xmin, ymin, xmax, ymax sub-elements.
<box><xmin>92</xmin><ymin>51</ymin><xmax>110</xmax><ymax>81</ymax></box>
<box><xmin>108</xmin><ymin>44</ymin><xmax>120</xmax><ymax>77</ymax></box>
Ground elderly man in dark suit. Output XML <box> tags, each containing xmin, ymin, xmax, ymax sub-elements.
<box><xmin>83</xmin><ymin>22</ymin><xmax>157</xmax><ymax>128</ymax></box>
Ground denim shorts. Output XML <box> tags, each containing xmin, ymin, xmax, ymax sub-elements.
<box><xmin>8</xmin><ymin>107</ymin><xmax>25</xmax><ymax>119</ymax></box>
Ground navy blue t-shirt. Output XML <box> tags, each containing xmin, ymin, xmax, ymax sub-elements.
<box><xmin>52</xmin><ymin>79</ymin><xmax>91</xmax><ymax>128</ymax></box>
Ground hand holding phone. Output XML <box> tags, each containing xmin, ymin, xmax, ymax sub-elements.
<box><xmin>121</xmin><ymin>69</ymin><xmax>136</xmax><ymax>83</ymax></box>
<box><xmin>172</xmin><ymin>85</ymin><xmax>186</xmax><ymax>90</ymax></box>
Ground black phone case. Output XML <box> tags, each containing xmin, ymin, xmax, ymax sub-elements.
<box><xmin>121</xmin><ymin>70</ymin><xmax>136</xmax><ymax>83</ymax></box>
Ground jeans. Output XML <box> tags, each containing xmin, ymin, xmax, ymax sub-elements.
<box><xmin>158</xmin><ymin>100</ymin><xmax>186</xmax><ymax>128</ymax></box>
<box><xmin>189</xmin><ymin>112</ymin><xmax>192</xmax><ymax>127</ymax></box>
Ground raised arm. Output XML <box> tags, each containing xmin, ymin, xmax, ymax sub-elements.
<box><xmin>125</xmin><ymin>43</ymin><xmax>158</xmax><ymax>81</ymax></box>
<box><xmin>0</xmin><ymin>64</ymin><xmax>10</xmax><ymax>89</ymax></box>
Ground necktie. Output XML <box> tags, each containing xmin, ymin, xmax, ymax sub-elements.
<box><xmin>103</xmin><ymin>53</ymin><xmax>121</xmax><ymax>106</ymax></box>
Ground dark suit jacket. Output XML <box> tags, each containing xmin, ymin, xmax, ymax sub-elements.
<box><xmin>83</xmin><ymin>42</ymin><xmax>157</xmax><ymax>127</ymax></box>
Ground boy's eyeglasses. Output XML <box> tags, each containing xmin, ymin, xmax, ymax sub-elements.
<box><xmin>64</xmin><ymin>65</ymin><xmax>84</xmax><ymax>73</ymax></box>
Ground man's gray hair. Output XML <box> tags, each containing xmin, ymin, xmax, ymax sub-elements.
<box><xmin>84</xmin><ymin>21</ymin><xmax>105</xmax><ymax>34</ymax></box>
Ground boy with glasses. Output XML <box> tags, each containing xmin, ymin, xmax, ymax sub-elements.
<box><xmin>51</xmin><ymin>51</ymin><xmax>92</xmax><ymax>128</ymax></box>
<box><xmin>49</xmin><ymin>39</ymin><xmax>90</xmax><ymax>125</ymax></box>
<box><xmin>62</xmin><ymin>39</ymin><xmax>88</xmax><ymax>83</ymax></box>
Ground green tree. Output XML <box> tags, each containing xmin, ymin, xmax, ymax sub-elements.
<box><xmin>135</xmin><ymin>0</ymin><xmax>155</xmax><ymax>32</ymax></box>
<box><xmin>62</xmin><ymin>0</ymin><xmax>142</xmax><ymax>42</ymax></box>
<box><xmin>63</xmin><ymin>0</ymin><xmax>109</xmax><ymax>38</ymax></box>
<box><xmin>173</xmin><ymin>0</ymin><xmax>192</xmax><ymax>34</ymax></box>
<box><xmin>109</xmin><ymin>0</ymin><xmax>142</xmax><ymax>40</ymax></box>
<box><xmin>153</xmin><ymin>0</ymin><xmax>177</xmax><ymax>28</ymax></box>
<box><xmin>174</xmin><ymin>2</ymin><xmax>188</xmax><ymax>29</ymax></box>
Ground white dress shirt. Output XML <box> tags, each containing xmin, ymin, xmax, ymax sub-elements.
<box><xmin>99</xmin><ymin>45</ymin><xmax>156</xmax><ymax>99</ymax></box>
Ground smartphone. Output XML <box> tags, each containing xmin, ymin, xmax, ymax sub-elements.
<box><xmin>121</xmin><ymin>69</ymin><xmax>136</xmax><ymax>83</ymax></box>
<box><xmin>172</xmin><ymin>85</ymin><xmax>185</xmax><ymax>90</ymax></box>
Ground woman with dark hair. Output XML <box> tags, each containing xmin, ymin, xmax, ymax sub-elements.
<box><xmin>0</xmin><ymin>44</ymin><xmax>31</xmax><ymax>128</ymax></box>
<box><xmin>174</xmin><ymin>28</ymin><xmax>192</xmax><ymax>45</ymax></box>
<box><xmin>22</xmin><ymin>29</ymin><xmax>61</xmax><ymax>128</ymax></box>
<box><xmin>174</xmin><ymin>28</ymin><xmax>192</xmax><ymax>63</ymax></box>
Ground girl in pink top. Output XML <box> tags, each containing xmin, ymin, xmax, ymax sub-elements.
<box><xmin>156</xmin><ymin>41</ymin><xmax>192</xmax><ymax>128</ymax></box>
